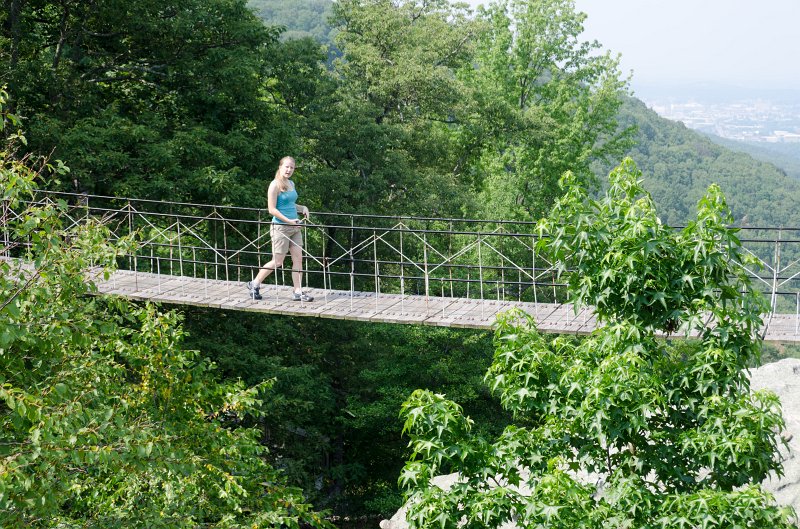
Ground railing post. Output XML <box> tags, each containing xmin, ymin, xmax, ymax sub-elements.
<box><xmin>256</xmin><ymin>209</ymin><xmax>262</xmax><ymax>284</ymax></box>
<box><xmin>400</xmin><ymin>226</ymin><xmax>405</xmax><ymax>297</ymax></box>
<box><xmin>177</xmin><ymin>216</ymin><xmax>184</xmax><ymax>277</ymax></box>
<box><xmin>373</xmin><ymin>228</ymin><xmax>379</xmax><ymax>309</ymax></box>
<box><xmin>423</xmin><ymin>231</ymin><xmax>429</xmax><ymax>299</ymax></box>
<box><xmin>478</xmin><ymin>234</ymin><xmax>484</xmax><ymax>301</ymax></box>
<box><xmin>167</xmin><ymin>204</ymin><xmax>174</xmax><ymax>276</ymax></box>
<box><xmin>771</xmin><ymin>228</ymin><xmax>782</xmax><ymax>312</ymax></box>
<box><xmin>448</xmin><ymin>221</ymin><xmax>454</xmax><ymax>298</ymax></box>
<box><xmin>478</xmin><ymin>234</ymin><xmax>486</xmax><ymax>320</ymax></box>
<box><xmin>303</xmin><ymin>218</ymin><xmax>310</xmax><ymax>295</ymax></box>
<box><xmin>223</xmin><ymin>214</ymin><xmax>229</xmax><ymax>283</ymax></box>
<box><xmin>349</xmin><ymin>215</ymin><xmax>355</xmax><ymax>306</ymax></box>
<box><xmin>322</xmin><ymin>221</ymin><xmax>329</xmax><ymax>301</ymax></box>
<box><xmin>127</xmin><ymin>200</ymin><xmax>134</xmax><ymax>273</ymax></box>
<box><xmin>212</xmin><ymin>208</ymin><xmax>219</xmax><ymax>281</ymax></box>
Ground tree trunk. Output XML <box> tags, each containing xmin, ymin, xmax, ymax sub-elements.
<box><xmin>5</xmin><ymin>0</ymin><xmax>23</xmax><ymax>70</ymax></box>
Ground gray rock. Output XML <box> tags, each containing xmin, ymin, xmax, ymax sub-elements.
<box><xmin>381</xmin><ymin>359</ymin><xmax>800</xmax><ymax>529</ymax></box>
<box><xmin>750</xmin><ymin>357</ymin><xmax>800</xmax><ymax>510</ymax></box>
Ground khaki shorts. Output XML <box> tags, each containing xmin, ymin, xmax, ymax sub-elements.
<box><xmin>271</xmin><ymin>223</ymin><xmax>303</xmax><ymax>255</ymax></box>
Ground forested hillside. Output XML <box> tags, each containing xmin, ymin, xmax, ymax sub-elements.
<box><xmin>705</xmin><ymin>134</ymin><xmax>800</xmax><ymax>181</ymax></box>
<box><xmin>601</xmin><ymin>97</ymin><xmax>800</xmax><ymax>227</ymax></box>
<box><xmin>248</xmin><ymin>0</ymin><xmax>336</xmax><ymax>44</ymax></box>
<box><xmin>249</xmin><ymin>0</ymin><xmax>800</xmax><ymax>229</ymax></box>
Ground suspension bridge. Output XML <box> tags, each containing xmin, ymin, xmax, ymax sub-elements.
<box><xmin>4</xmin><ymin>191</ymin><xmax>800</xmax><ymax>342</ymax></box>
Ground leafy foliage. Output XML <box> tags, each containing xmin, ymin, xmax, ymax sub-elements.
<box><xmin>3</xmin><ymin>0</ymin><xmax>296</xmax><ymax>205</ymax></box>
<box><xmin>292</xmin><ymin>0</ymin><xmax>633</xmax><ymax>220</ymax></box>
<box><xmin>399</xmin><ymin>158</ymin><xmax>796</xmax><ymax>529</ymax></box>
<box><xmin>465</xmin><ymin>0</ymin><xmax>634</xmax><ymax>220</ymax></box>
<box><xmin>543</xmin><ymin>158</ymin><xmax>766</xmax><ymax>338</ymax></box>
<box><xmin>0</xmin><ymin>95</ymin><xmax>329</xmax><ymax>528</ymax></box>
<box><xmin>298</xmin><ymin>0</ymin><xmax>482</xmax><ymax>217</ymax></box>
<box><xmin>180</xmin><ymin>309</ymin><xmax>508</xmax><ymax>517</ymax></box>
<box><xmin>8</xmin><ymin>0</ymin><xmax>800</xmax><ymax>523</ymax></box>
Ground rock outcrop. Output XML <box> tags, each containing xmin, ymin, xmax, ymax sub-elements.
<box><xmin>751</xmin><ymin>357</ymin><xmax>800</xmax><ymax>509</ymax></box>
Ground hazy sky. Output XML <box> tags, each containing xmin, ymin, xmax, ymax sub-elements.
<box><xmin>463</xmin><ymin>0</ymin><xmax>800</xmax><ymax>92</ymax></box>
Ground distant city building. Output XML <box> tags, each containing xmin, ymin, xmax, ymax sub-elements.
<box><xmin>645</xmin><ymin>97</ymin><xmax>800</xmax><ymax>143</ymax></box>
<box><xmin>769</xmin><ymin>131</ymin><xmax>800</xmax><ymax>143</ymax></box>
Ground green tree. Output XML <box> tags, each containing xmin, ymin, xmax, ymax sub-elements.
<box><xmin>464</xmin><ymin>0</ymin><xmax>634</xmax><ymax>220</ymax></box>
<box><xmin>1</xmin><ymin>0</ymin><xmax>302</xmax><ymax>205</ymax></box>
<box><xmin>312</xmin><ymin>0</ymin><xmax>633</xmax><ymax>221</ymax></box>
<box><xmin>398</xmin><ymin>158</ymin><xmax>795</xmax><ymax>528</ymax></box>
<box><xmin>180</xmin><ymin>307</ymin><xmax>510</xmax><ymax>518</ymax></box>
<box><xmin>298</xmin><ymin>0</ymin><xmax>483</xmax><ymax>217</ymax></box>
<box><xmin>0</xmin><ymin>92</ymin><xmax>329</xmax><ymax>528</ymax></box>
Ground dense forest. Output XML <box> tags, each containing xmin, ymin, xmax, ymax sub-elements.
<box><xmin>2</xmin><ymin>0</ymin><xmax>800</xmax><ymax>527</ymax></box>
<box><xmin>705</xmin><ymin>133</ymin><xmax>800</xmax><ymax>182</ymax></box>
<box><xmin>248</xmin><ymin>0</ymin><xmax>336</xmax><ymax>44</ymax></box>
<box><xmin>2</xmin><ymin>0</ymin><xmax>631</xmax><ymax>521</ymax></box>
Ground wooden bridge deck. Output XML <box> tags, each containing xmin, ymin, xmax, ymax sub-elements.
<box><xmin>95</xmin><ymin>270</ymin><xmax>597</xmax><ymax>332</ymax></box>
<box><xmin>93</xmin><ymin>269</ymin><xmax>800</xmax><ymax>343</ymax></box>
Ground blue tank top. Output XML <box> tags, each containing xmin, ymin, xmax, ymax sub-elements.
<box><xmin>273</xmin><ymin>183</ymin><xmax>298</xmax><ymax>224</ymax></box>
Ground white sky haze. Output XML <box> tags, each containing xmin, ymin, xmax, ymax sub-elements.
<box><xmin>462</xmin><ymin>0</ymin><xmax>800</xmax><ymax>92</ymax></box>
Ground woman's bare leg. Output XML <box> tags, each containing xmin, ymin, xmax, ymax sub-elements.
<box><xmin>255</xmin><ymin>254</ymin><xmax>286</xmax><ymax>285</ymax></box>
<box><xmin>289</xmin><ymin>243</ymin><xmax>303</xmax><ymax>292</ymax></box>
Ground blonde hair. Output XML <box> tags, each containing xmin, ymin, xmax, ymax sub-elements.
<box><xmin>274</xmin><ymin>156</ymin><xmax>296</xmax><ymax>193</ymax></box>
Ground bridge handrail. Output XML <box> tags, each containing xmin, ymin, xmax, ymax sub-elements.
<box><xmin>30</xmin><ymin>189</ymin><xmax>541</xmax><ymax>227</ymax></box>
<box><xmin>25</xmin><ymin>189</ymin><xmax>800</xmax><ymax>240</ymax></box>
<box><xmin>2</xmin><ymin>190</ymin><xmax>799</xmax><ymax>314</ymax></box>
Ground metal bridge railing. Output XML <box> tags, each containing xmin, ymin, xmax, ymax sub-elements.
<box><xmin>3</xmin><ymin>191</ymin><xmax>800</xmax><ymax>324</ymax></box>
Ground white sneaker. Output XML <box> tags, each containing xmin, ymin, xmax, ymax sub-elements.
<box><xmin>292</xmin><ymin>291</ymin><xmax>314</xmax><ymax>302</ymax></box>
<box><xmin>246</xmin><ymin>281</ymin><xmax>262</xmax><ymax>300</ymax></box>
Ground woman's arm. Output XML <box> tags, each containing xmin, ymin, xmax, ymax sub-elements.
<box><xmin>295</xmin><ymin>203</ymin><xmax>310</xmax><ymax>219</ymax></box>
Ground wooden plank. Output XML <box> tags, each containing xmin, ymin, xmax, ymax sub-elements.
<box><xmin>371</xmin><ymin>295</ymin><xmax>459</xmax><ymax>325</ymax></box>
<box><xmin>425</xmin><ymin>298</ymin><xmax>517</xmax><ymax>328</ymax></box>
<box><xmin>311</xmin><ymin>290</ymin><xmax>401</xmax><ymax>321</ymax></box>
<box><xmin>540</xmin><ymin>305</ymin><xmax>595</xmax><ymax>334</ymax></box>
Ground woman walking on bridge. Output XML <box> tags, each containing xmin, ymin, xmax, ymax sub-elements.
<box><xmin>246</xmin><ymin>156</ymin><xmax>314</xmax><ymax>302</ymax></box>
